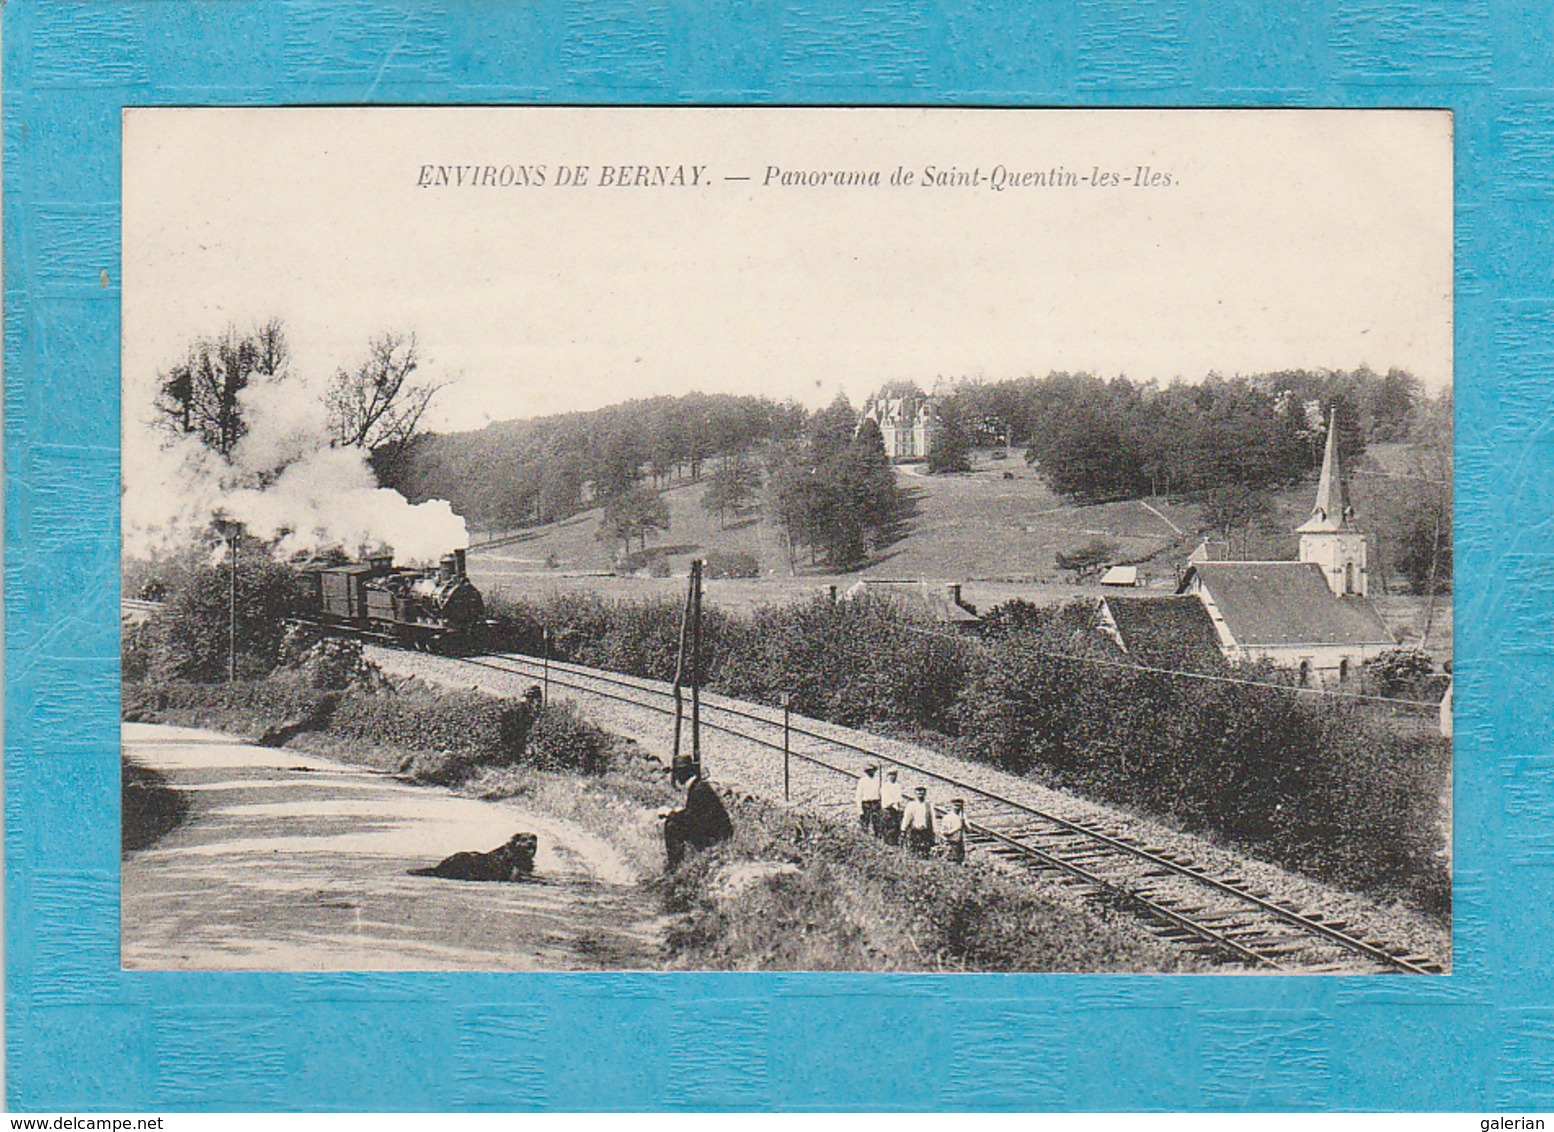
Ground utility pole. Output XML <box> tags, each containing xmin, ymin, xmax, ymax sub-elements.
<box><xmin>690</xmin><ymin>557</ymin><xmax>703</xmax><ymax>776</ymax></box>
<box><xmin>780</xmin><ymin>691</ymin><xmax>791</xmax><ymax>802</ymax></box>
<box><xmin>542</xmin><ymin>627</ymin><xmax>550</xmax><ymax>704</ymax></box>
<box><xmin>671</xmin><ymin>563</ymin><xmax>693</xmax><ymax>779</ymax></box>
<box><xmin>213</xmin><ymin>517</ymin><xmax>239</xmax><ymax>684</ymax></box>
<box><xmin>228</xmin><ymin>529</ymin><xmax>237</xmax><ymax>684</ymax></box>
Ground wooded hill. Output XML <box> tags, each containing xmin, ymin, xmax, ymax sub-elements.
<box><xmin>380</xmin><ymin>369</ymin><xmax>1450</xmax><ymax>592</ymax></box>
<box><xmin>376</xmin><ymin>393</ymin><xmax>802</xmax><ymax>532</ymax></box>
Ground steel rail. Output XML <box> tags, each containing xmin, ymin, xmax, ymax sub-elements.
<box><xmin>458</xmin><ymin>653</ymin><xmax>1284</xmax><ymax>969</ymax></box>
<box><xmin>458</xmin><ymin>649</ymin><xmax>1437</xmax><ymax>974</ymax></box>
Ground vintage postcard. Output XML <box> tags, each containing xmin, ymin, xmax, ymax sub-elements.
<box><xmin>118</xmin><ymin>107</ymin><xmax>1453</xmax><ymax>977</ymax></box>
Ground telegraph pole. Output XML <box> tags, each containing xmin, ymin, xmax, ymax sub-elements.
<box><xmin>228</xmin><ymin>529</ymin><xmax>237</xmax><ymax>684</ymax></box>
<box><xmin>781</xmin><ymin>691</ymin><xmax>791</xmax><ymax>802</ymax></box>
<box><xmin>671</xmin><ymin>562</ymin><xmax>693</xmax><ymax>780</ymax></box>
<box><xmin>690</xmin><ymin>557</ymin><xmax>703</xmax><ymax>776</ymax></box>
<box><xmin>213</xmin><ymin>517</ymin><xmax>239</xmax><ymax>684</ymax></box>
<box><xmin>542</xmin><ymin>627</ymin><xmax>550</xmax><ymax>703</ymax></box>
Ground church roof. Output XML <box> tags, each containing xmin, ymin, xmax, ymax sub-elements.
<box><xmin>1100</xmin><ymin>596</ymin><xmax>1229</xmax><ymax>673</ymax></box>
<box><xmin>1179</xmin><ymin>562</ymin><xmax>1395</xmax><ymax>648</ymax></box>
<box><xmin>1296</xmin><ymin>409</ymin><xmax>1355</xmax><ymax>533</ymax></box>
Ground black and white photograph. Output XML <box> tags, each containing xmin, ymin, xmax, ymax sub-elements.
<box><xmin>120</xmin><ymin>107</ymin><xmax>1453</xmax><ymax>974</ymax></box>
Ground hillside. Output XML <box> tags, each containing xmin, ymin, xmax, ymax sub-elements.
<box><xmin>463</xmin><ymin>441</ymin><xmax>1449</xmax><ymax>657</ymax></box>
<box><xmin>467</xmin><ymin>449</ymin><xmax>1201</xmax><ymax>585</ymax></box>
<box><xmin>468</xmin><ymin>444</ymin><xmax>1444</xmax><ymax>589</ymax></box>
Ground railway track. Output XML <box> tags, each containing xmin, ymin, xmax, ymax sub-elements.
<box><xmin>456</xmin><ymin>649</ymin><xmax>1443</xmax><ymax>975</ymax></box>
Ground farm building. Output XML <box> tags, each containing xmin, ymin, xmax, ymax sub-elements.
<box><xmin>1100</xmin><ymin>565</ymin><xmax>1141</xmax><ymax>587</ymax></box>
<box><xmin>1175</xmin><ymin>410</ymin><xmax>1395</xmax><ymax>684</ymax></box>
<box><xmin>842</xmin><ymin>578</ymin><xmax>980</xmax><ymax>627</ymax></box>
<box><xmin>1097</xmin><ymin>595</ymin><xmax>1228</xmax><ymax>674</ymax></box>
<box><xmin>860</xmin><ymin>394</ymin><xmax>939</xmax><ymax>463</ymax></box>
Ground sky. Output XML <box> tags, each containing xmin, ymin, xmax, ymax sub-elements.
<box><xmin>123</xmin><ymin>107</ymin><xmax>1453</xmax><ymax>436</ymax></box>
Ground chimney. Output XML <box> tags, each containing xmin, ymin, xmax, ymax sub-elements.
<box><xmin>946</xmin><ymin>582</ymin><xmax>963</xmax><ymax>608</ymax></box>
<box><xmin>454</xmin><ymin>548</ymin><xmax>467</xmax><ymax>577</ymax></box>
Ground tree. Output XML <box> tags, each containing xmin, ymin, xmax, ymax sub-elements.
<box><xmin>327</xmin><ymin>332</ymin><xmax>442</xmax><ymax>455</ymax></box>
<box><xmin>593</xmin><ymin>428</ymin><xmax>645</xmax><ymax>500</ymax></box>
<box><xmin>597</xmin><ymin>485</ymin><xmax>670</xmax><ymax>555</ymax></box>
<box><xmin>1054</xmin><ymin>536</ymin><xmax>1117</xmax><ymax>583</ymax></box>
<box><xmin>701</xmin><ymin>453</ymin><xmax>761</xmax><ymax>527</ymax></box>
<box><xmin>809</xmin><ymin>393</ymin><xmax>859</xmax><ymax>463</ymax></box>
<box><xmin>154</xmin><ymin>320</ymin><xmax>291</xmax><ymax>458</ymax></box>
<box><xmin>927</xmin><ymin>400</ymin><xmax>972</xmax><ymax>474</ymax></box>
<box><xmin>769</xmin><ymin>416</ymin><xmax>903</xmax><ymax>571</ymax></box>
<box><xmin>1202</xmin><ymin>484</ymin><xmax>1275</xmax><ymax>559</ymax></box>
<box><xmin>537</xmin><ymin>452</ymin><xmax>584</xmax><ymax>523</ymax></box>
<box><xmin>1371</xmin><ymin>368</ymin><xmax>1423</xmax><ymax>442</ymax></box>
<box><xmin>1362</xmin><ymin>388</ymin><xmax>1450</xmax><ymax>609</ymax></box>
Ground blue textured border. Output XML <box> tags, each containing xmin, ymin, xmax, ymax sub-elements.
<box><xmin>4</xmin><ymin>0</ymin><xmax>1547</xmax><ymax>1113</ymax></box>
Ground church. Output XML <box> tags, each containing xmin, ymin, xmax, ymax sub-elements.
<box><xmin>1176</xmin><ymin>411</ymin><xmax>1396</xmax><ymax>684</ymax></box>
<box><xmin>1102</xmin><ymin>412</ymin><xmax>1396</xmax><ymax>686</ymax></box>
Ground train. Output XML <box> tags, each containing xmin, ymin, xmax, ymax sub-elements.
<box><xmin>296</xmin><ymin>547</ymin><xmax>486</xmax><ymax>652</ymax></box>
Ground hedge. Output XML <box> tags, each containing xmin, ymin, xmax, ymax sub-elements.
<box><xmin>484</xmin><ymin>590</ymin><xmax>1450</xmax><ymax>915</ymax></box>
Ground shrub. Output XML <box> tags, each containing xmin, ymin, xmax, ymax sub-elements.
<box><xmin>1363</xmin><ymin>647</ymin><xmax>1437</xmax><ymax>698</ymax></box>
<box><xmin>524</xmin><ymin>701</ymin><xmax>612</xmax><ymax>774</ymax></box>
<box><xmin>290</xmin><ymin>636</ymin><xmax>382</xmax><ymax>691</ymax></box>
<box><xmin>400</xmin><ymin>747</ymin><xmax>472</xmax><ymax>787</ymax></box>
<box><xmin>327</xmin><ymin>688</ymin><xmax>530</xmax><ymax>761</ymax></box>
<box><xmin>714</xmin><ymin>594</ymin><xmax>971</xmax><ymax>732</ymax></box>
<box><xmin>137</xmin><ymin>550</ymin><xmax>307</xmax><ymax>682</ymax></box>
<box><xmin>486</xmin><ymin>592</ymin><xmax>736</xmax><ymax>688</ymax></box>
<box><xmin>122</xmin><ymin>619</ymin><xmax>155</xmax><ymax>683</ymax></box>
<box><xmin>955</xmin><ymin>619</ymin><xmax>1449</xmax><ymax>912</ymax></box>
<box><xmin>120</xmin><ymin>674</ymin><xmax>331</xmax><ymax>732</ymax></box>
<box><xmin>704</xmin><ymin>551</ymin><xmax>759</xmax><ymax>579</ymax></box>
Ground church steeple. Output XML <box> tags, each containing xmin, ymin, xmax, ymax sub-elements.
<box><xmin>1296</xmin><ymin>408</ymin><xmax>1368</xmax><ymax>596</ymax></box>
<box><xmin>1296</xmin><ymin>409</ymin><xmax>1353</xmax><ymax>534</ymax></box>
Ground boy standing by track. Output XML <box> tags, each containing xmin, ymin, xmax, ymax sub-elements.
<box><xmin>940</xmin><ymin>797</ymin><xmax>968</xmax><ymax>864</ymax></box>
<box><xmin>900</xmin><ymin>785</ymin><xmax>936</xmax><ymax>858</ymax></box>
<box><xmin>855</xmin><ymin>762</ymin><xmax>882</xmax><ymax>837</ymax></box>
<box><xmin>880</xmin><ymin>768</ymin><xmax>904</xmax><ymax>846</ymax></box>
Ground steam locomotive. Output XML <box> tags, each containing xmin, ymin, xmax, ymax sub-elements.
<box><xmin>297</xmin><ymin>548</ymin><xmax>485</xmax><ymax>652</ymax></box>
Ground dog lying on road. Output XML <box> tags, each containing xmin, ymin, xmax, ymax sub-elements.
<box><xmin>408</xmin><ymin>833</ymin><xmax>538</xmax><ymax>881</ymax></box>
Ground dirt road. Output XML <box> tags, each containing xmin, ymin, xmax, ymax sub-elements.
<box><xmin>121</xmin><ymin>723</ymin><xmax>666</xmax><ymax>971</ymax></box>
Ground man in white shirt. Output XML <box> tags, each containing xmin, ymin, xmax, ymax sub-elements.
<box><xmin>940</xmin><ymin>797</ymin><xmax>968</xmax><ymax>864</ymax></box>
<box><xmin>900</xmin><ymin>785</ymin><xmax>936</xmax><ymax>858</ymax></box>
<box><xmin>855</xmin><ymin>762</ymin><xmax>882</xmax><ymax>836</ymax></box>
<box><xmin>880</xmin><ymin>768</ymin><xmax>905</xmax><ymax>846</ymax></box>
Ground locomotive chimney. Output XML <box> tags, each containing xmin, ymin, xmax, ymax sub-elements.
<box><xmin>439</xmin><ymin>553</ymin><xmax>456</xmax><ymax>583</ymax></box>
<box><xmin>454</xmin><ymin>548</ymin><xmax>467</xmax><ymax>577</ymax></box>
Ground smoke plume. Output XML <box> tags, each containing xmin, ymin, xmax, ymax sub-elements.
<box><xmin>123</xmin><ymin>369</ymin><xmax>468</xmax><ymax>564</ymax></box>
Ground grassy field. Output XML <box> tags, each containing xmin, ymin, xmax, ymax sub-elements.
<box><xmin>469</xmin><ymin>449</ymin><xmax>1201</xmax><ymax>590</ymax></box>
<box><xmin>466</xmin><ymin>445</ymin><xmax>1450</xmax><ymax>657</ymax></box>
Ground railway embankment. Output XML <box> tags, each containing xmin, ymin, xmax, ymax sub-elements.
<box><xmin>365</xmin><ymin>645</ymin><xmax>1451</xmax><ymax>973</ymax></box>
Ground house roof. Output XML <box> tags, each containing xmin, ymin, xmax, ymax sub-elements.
<box><xmin>1100</xmin><ymin>596</ymin><xmax>1228</xmax><ymax>673</ymax></box>
<box><xmin>1100</xmin><ymin>565</ymin><xmax>1139</xmax><ymax>586</ymax></box>
<box><xmin>842</xmin><ymin>579</ymin><xmax>980</xmax><ymax>624</ymax></box>
<box><xmin>1179</xmin><ymin>561</ymin><xmax>1395</xmax><ymax>647</ymax></box>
